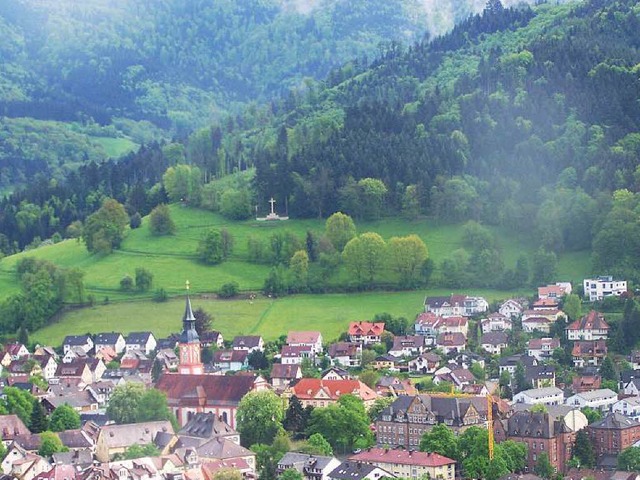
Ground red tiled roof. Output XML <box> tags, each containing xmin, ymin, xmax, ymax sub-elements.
<box><xmin>442</xmin><ymin>316</ymin><xmax>467</xmax><ymax>328</ymax></box>
<box><xmin>572</xmin><ymin>340</ymin><xmax>607</xmax><ymax>357</ymax></box>
<box><xmin>415</xmin><ymin>312</ymin><xmax>441</xmax><ymax>325</ymax></box>
<box><xmin>450</xmin><ymin>294</ymin><xmax>467</xmax><ymax>304</ymax></box>
<box><xmin>533</xmin><ymin>298</ymin><xmax>559</xmax><ymax>307</ymax></box>
<box><xmin>350</xmin><ymin>447</ymin><xmax>455</xmax><ymax>467</ymax></box>
<box><xmin>538</xmin><ymin>285</ymin><xmax>566</xmax><ymax>297</ymax></box>
<box><xmin>348</xmin><ymin>322</ymin><xmax>384</xmax><ymax>337</ymax></box>
<box><xmin>566</xmin><ymin>310</ymin><xmax>609</xmax><ymax>331</ymax></box>
<box><xmin>291</xmin><ymin>378</ymin><xmax>378</xmax><ymax>402</ymax></box>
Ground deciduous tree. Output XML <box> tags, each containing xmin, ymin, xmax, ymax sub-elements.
<box><xmin>237</xmin><ymin>391</ymin><xmax>284</xmax><ymax>447</ymax></box>
<box><xmin>38</xmin><ymin>431</ymin><xmax>67</xmax><ymax>457</ymax></box>
<box><xmin>325</xmin><ymin>213</ymin><xmax>356</xmax><ymax>252</ymax></box>
<box><xmin>342</xmin><ymin>232</ymin><xmax>386</xmax><ymax>286</ymax></box>
<box><xmin>107</xmin><ymin>383</ymin><xmax>145</xmax><ymax>424</ymax></box>
<box><xmin>49</xmin><ymin>404</ymin><xmax>81</xmax><ymax>432</ymax></box>
<box><xmin>387</xmin><ymin>235</ymin><xmax>428</xmax><ymax>286</ymax></box>
<box><xmin>82</xmin><ymin>198</ymin><xmax>129</xmax><ymax>254</ymax></box>
<box><xmin>149</xmin><ymin>204</ymin><xmax>176</xmax><ymax>236</ymax></box>
<box><xmin>198</xmin><ymin>229</ymin><xmax>225</xmax><ymax>264</ymax></box>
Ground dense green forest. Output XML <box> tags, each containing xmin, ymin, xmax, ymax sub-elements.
<box><xmin>1</xmin><ymin>0</ymin><xmax>640</xmax><ymax>286</ymax></box>
<box><xmin>0</xmin><ymin>0</ymin><xmax>450</xmax><ymax>186</ymax></box>
<box><xmin>0</xmin><ymin>0</ymin><xmax>536</xmax><ymax>188</ymax></box>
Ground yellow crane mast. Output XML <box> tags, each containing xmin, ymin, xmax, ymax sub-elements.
<box><xmin>430</xmin><ymin>387</ymin><xmax>496</xmax><ymax>460</ymax></box>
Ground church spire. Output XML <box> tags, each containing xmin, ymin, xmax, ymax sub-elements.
<box><xmin>181</xmin><ymin>280</ymin><xmax>199</xmax><ymax>343</ymax></box>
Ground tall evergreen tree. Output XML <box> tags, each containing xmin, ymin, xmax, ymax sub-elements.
<box><xmin>29</xmin><ymin>401</ymin><xmax>49</xmax><ymax>433</ymax></box>
<box><xmin>572</xmin><ymin>430</ymin><xmax>595</xmax><ymax>467</ymax></box>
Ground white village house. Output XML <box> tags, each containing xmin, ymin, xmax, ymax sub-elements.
<box><xmin>512</xmin><ymin>387</ymin><xmax>564</xmax><ymax>406</ymax></box>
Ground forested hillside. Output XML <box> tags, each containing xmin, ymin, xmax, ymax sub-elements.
<box><xmin>0</xmin><ymin>0</ymin><xmax>511</xmax><ymax>189</ymax></box>
<box><xmin>2</xmin><ymin>0</ymin><xmax>640</xmax><ymax>283</ymax></box>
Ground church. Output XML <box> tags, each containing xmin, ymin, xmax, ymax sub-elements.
<box><xmin>156</xmin><ymin>283</ymin><xmax>268</xmax><ymax>428</ymax></box>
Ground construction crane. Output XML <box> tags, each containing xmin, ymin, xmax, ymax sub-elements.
<box><xmin>429</xmin><ymin>387</ymin><xmax>496</xmax><ymax>460</ymax></box>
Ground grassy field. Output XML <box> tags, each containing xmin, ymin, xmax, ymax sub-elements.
<box><xmin>1</xmin><ymin>204</ymin><xmax>594</xmax><ymax>343</ymax></box>
<box><xmin>0</xmin><ymin>205</ymin><xmax>593</xmax><ymax>303</ymax></box>
<box><xmin>32</xmin><ymin>288</ymin><xmax>528</xmax><ymax>346</ymax></box>
<box><xmin>91</xmin><ymin>136</ymin><xmax>139</xmax><ymax>158</ymax></box>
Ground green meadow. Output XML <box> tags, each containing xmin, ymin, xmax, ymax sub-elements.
<box><xmin>0</xmin><ymin>204</ymin><xmax>593</xmax><ymax>341</ymax></box>
<box><xmin>90</xmin><ymin>136</ymin><xmax>139</xmax><ymax>158</ymax></box>
<box><xmin>32</xmin><ymin>288</ymin><xmax>527</xmax><ymax>347</ymax></box>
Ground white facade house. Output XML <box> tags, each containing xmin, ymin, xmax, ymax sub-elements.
<box><xmin>512</xmin><ymin>387</ymin><xmax>564</xmax><ymax>406</ymax></box>
<box><xmin>583</xmin><ymin>276</ymin><xmax>627</xmax><ymax>302</ymax></box>
<box><xmin>613</xmin><ymin>397</ymin><xmax>640</xmax><ymax>421</ymax></box>
<box><xmin>480</xmin><ymin>331</ymin><xmax>508</xmax><ymax>355</ymax></box>
<box><xmin>480</xmin><ymin>313</ymin><xmax>512</xmax><ymax>334</ymax></box>
<box><xmin>566</xmin><ymin>310</ymin><xmax>610</xmax><ymax>341</ymax></box>
<box><xmin>499</xmin><ymin>299</ymin><xmax>526</xmax><ymax>319</ymax></box>
<box><xmin>565</xmin><ymin>389</ymin><xmax>618</xmax><ymax>411</ymax></box>
<box><xmin>623</xmin><ymin>379</ymin><xmax>640</xmax><ymax>397</ymax></box>
<box><xmin>521</xmin><ymin>316</ymin><xmax>552</xmax><ymax>333</ymax></box>
<box><xmin>286</xmin><ymin>331</ymin><xmax>324</xmax><ymax>356</ymax></box>
<box><xmin>527</xmin><ymin>338</ymin><xmax>560</xmax><ymax>361</ymax></box>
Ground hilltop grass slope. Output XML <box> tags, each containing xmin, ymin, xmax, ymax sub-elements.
<box><xmin>0</xmin><ymin>204</ymin><xmax>591</xmax><ymax>304</ymax></box>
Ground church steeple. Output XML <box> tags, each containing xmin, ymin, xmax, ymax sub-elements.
<box><xmin>181</xmin><ymin>280</ymin><xmax>199</xmax><ymax>343</ymax></box>
<box><xmin>178</xmin><ymin>280</ymin><xmax>204</xmax><ymax>375</ymax></box>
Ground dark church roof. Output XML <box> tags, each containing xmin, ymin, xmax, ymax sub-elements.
<box><xmin>178</xmin><ymin>412</ymin><xmax>236</xmax><ymax>439</ymax></box>
<box><xmin>180</xmin><ymin>295</ymin><xmax>199</xmax><ymax>343</ymax></box>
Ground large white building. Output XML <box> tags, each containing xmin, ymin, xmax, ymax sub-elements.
<box><xmin>512</xmin><ymin>387</ymin><xmax>564</xmax><ymax>406</ymax></box>
<box><xmin>583</xmin><ymin>276</ymin><xmax>627</xmax><ymax>302</ymax></box>
<box><xmin>613</xmin><ymin>397</ymin><xmax>640</xmax><ymax>421</ymax></box>
<box><xmin>565</xmin><ymin>389</ymin><xmax>618</xmax><ymax>411</ymax></box>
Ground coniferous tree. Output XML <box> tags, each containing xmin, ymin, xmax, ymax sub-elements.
<box><xmin>17</xmin><ymin>326</ymin><xmax>29</xmax><ymax>346</ymax></box>
<box><xmin>572</xmin><ymin>430</ymin><xmax>595</xmax><ymax>467</ymax></box>
<box><xmin>29</xmin><ymin>401</ymin><xmax>49</xmax><ymax>433</ymax></box>
<box><xmin>283</xmin><ymin>395</ymin><xmax>309</xmax><ymax>436</ymax></box>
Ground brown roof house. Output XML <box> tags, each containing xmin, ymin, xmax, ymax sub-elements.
<box><xmin>95</xmin><ymin>420</ymin><xmax>176</xmax><ymax>462</ymax></box>
<box><xmin>327</xmin><ymin>343</ymin><xmax>362</xmax><ymax>368</ymax></box>
<box><xmin>0</xmin><ymin>415</ymin><xmax>30</xmax><ymax>446</ymax></box>
<box><xmin>435</xmin><ymin>332</ymin><xmax>466</xmax><ymax>355</ymax></box>
<box><xmin>586</xmin><ymin>413</ymin><xmax>640</xmax><ymax>467</ymax></box>
<box><xmin>270</xmin><ymin>364</ymin><xmax>302</xmax><ymax>390</ymax></box>
<box><xmin>156</xmin><ymin>373</ymin><xmax>269</xmax><ymax>428</ymax></box>
<box><xmin>572</xmin><ymin>340</ymin><xmax>607</xmax><ymax>368</ymax></box>
<box><xmin>375</xmin><ymin>394</ymin><xmax>486</xmax><ymax>449</ymax></box>
<box><xmin>567</xmin><ymin>311</ymin><xmax>610</xmax><ymax>341</ymax></box>
<box><xmin>504</xmin><ymin>410</ymin><xmax>575</xmax><ymax>473</ymax></box>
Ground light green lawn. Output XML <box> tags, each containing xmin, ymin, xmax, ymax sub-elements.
<box><xmin>33</xmin><ymin>288</ymin><xmax>527</xmax><ymax>346</ymax></box>
<box><xmin>90</xmin><ymin>136</ymin><xmax>139</xmax><ymax>158</ymax></box>
<box><xmin>0</xmin><ymin>205</ymin><xmax>592</xmax><ymax>303</ymax></box>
